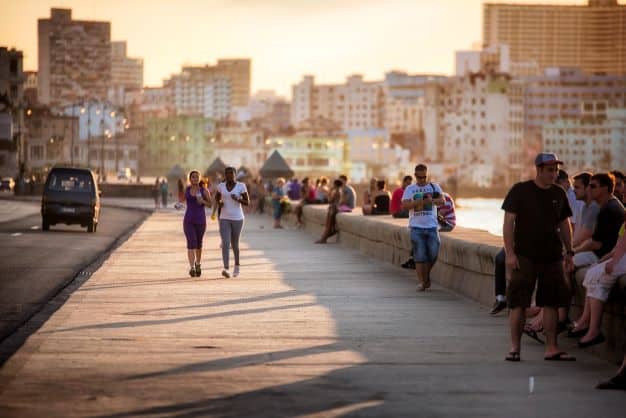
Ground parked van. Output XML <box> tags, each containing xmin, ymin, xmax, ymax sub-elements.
<box><xmin>41</xmin><ymin>167</ymin><xmax>101</xmax><ymax>232</ymax></box>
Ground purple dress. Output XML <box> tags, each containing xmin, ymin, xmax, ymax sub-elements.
<box><xmin>183</xmin><ymin>186</ymin><xmax>207</xmax><ymax>249</ymax></box>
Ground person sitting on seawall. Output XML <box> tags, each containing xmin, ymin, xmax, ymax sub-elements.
<box><xmin>571</xmin><ymin>214</ymin><xmax>625</xmax><ymax>352</ymax></box>
<box><xmin>314</xmin><ymin>177</ymin><xmax>330</xmax><ymax>203</ymax></box>
<box><xmin>365</xmin><ymin>179</ymin><xmax>391</xmax><ymax>216</ymax></box>
<box><xmin>362</xmin><ymin>177</ymin><xmax>377</xmax><ymax>215</ymax></box>
<box><xmin>390</xmin><ymin>176</ymin><xmax>413</xmax><ymax>219</ymax></box>
<box><xmin>437</xmin><ymin>192</ymin><xmax>456</xmax><ymax>232</ymax></box>
<box><xmin>315</xmin><ymin>178</ymin><xmax>345</xmax><ymax>244</ymax></box>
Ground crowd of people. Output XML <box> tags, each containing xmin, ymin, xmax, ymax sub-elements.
<box><xmin>169</xmin><ymin>154</ymin><xmax>625</xmax><ymax>391</ymax></box>
<box><xmin>485</xmin><ymin>152</ymin><xmax>625</xmax><ymax>390</ymax></box>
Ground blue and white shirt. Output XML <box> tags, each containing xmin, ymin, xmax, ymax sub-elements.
<box><xmin>401</xmin><ymin>183</ymin><xmax>442</xmax><ymax>229</ymax></box>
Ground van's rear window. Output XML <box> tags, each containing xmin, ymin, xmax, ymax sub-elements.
<box><xmin>47</xmin><ymin>173</ymin><xmax>93</xmax><ymax>193</ymax></box>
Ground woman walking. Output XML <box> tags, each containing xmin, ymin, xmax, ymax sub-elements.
<box><xmin>182</xmin><ymin>170</ymin><xmax>212</xmax><ymax>277</ymax></box>
<box><xmin>214</xmin><ymin>167</ymin><xmax>249</xmax><ymax>278</ymax></box>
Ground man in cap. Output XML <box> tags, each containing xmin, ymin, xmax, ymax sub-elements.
<box><xmin>502</xmin><ymin>153</ymin><xmax>575</xmax><ymax>362</ymax></box>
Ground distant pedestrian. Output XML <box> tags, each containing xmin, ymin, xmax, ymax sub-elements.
<box><xmin>177</xmin><ymin>178</ymin><xmax>185</xmax><ymax>203</ymax></box>
<box><xmin>160</xmin><ymin>179</ymin><xmax>168</xmax><ymax>208</ymax></box>
<box><xmin>272</xmin><ymin>177</ymin><xmax>286</xmax><ymax>229</ymax></box>
<box><xmin>183</xmin><ymin>170</ymin><xmax>212</xmax><ymax>277</ymax></box>
<box><xmin>152</xmin><ymin>178</ymin><xmax>160</xmax><ymax>209</ymax></box>
<box><xmin>214</xmin><ymin>167</ymin><xmax>249</xmax><ymax>278</ymax></box>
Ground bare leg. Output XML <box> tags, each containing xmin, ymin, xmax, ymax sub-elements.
<box><xmin>543</xmin><ymin>306</ymin><xmax>571</xmax><ymax>357</ymax></box>
<box><xmin>509</xmin><ymin>307</ymin><xmax>525</xmax><ymax>354</ymax></box>
<box><xmin>195</xmin><ymin>248</ymin><xmax>202</xmax><ymax>265</ymax></box>
<box><xmin>187</xmin><ymin>250</ymin><xmax>195</xmax><ymax>267</ymax></box>
<box><xmin>573</xmin><ymin>297</ymin><xmax>591</xmax><ymax>330</ymax></box>
<box><xmin>580</xmin><ymin>298</ymin><xmax>604</xmax><ymax>343</ymax></box>
<box><xmin>415</xmin><ymin>262</ymin><xmax>427</xmax><ymax>290</ymax></box>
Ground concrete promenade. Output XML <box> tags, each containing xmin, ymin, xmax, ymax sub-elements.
<box><xmin>0</xmin><ymin>211</ymin><xmax>625</xmax><ymax>417</ymax></box>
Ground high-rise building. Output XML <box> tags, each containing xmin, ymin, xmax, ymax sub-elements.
<box><xmin>168</xmin><ymin>60</ymin><xmax>250</xmax><ymax>120</ymax></box>
<box><xmin>38</xmin><ymin>8</ymin><xmax>111</xmax><ymax>108</ymax></box>
<box><xmin>426</xmin><ymin>73</ymin><xmax>524</xmax><ymax>186</ymax></box>
<box><xmin>483</xmin><ymin>1</ymin><xmax>626</xmax><ymax>76</ymax></box>
<box><xmin>291</xmin><ymin>75</ymin><xmax>384</xmax><ymax>132</ymax></box>
<box><xmin>523</xmin><ymin>67</ymin><xmax>626</xmax><ymax>163</ymax></box>
<box><xmin>109</xmin><ymin>41</ymin><xmax>143</xmax><ymax>106</ymax></box>
<box><xmin>214</xmin><ymin>59</ymin><xmax>251</xmax><ymax>107</ymax></box>
<box><xmin>111</xmin><ymin>41</ymin><xmax>143</xmax><ymax>90</ymax></box>
<box><xmin>383</xmin><ymin>71</ymin><xmax>447</xmax><ymax>135</ymax></box>
<box><xmin>543</xmin><ymin>107</ymin><xmax>626</xmax><ymax>172</ymax></box>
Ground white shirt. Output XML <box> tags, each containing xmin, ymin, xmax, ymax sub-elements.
<box><xmin>401</xmin><ymin>183</ymin><xmax>442</xmax><ymax>229</ymax></box>
<box><xmin>218</xmin><ymin>182</ymin><xmax>247</xmax><ymax>221</ymax></box>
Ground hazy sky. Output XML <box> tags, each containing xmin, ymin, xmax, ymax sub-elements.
<box><xmin>1</xmin><ymin>0</ymin><xmax>592</xmax><ymax>97</ymax></box>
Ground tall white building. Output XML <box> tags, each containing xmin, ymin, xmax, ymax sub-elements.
<box><xmin>437</xmin><ymin>73</ymin><xmax>524</xmax><ymax>186</ymax></box>
<box><xmin>170</xmin><ymin>67</ymin><xmax>232</xmax><ymax>120</ymax></box>
<box><xmin>291</xmin><ymin>75</ymin><xmax>383</xmax><ymax>132</ymax></box>
<box><xmin>109</xmin><ymin>41</ymin><xmax>143</xmax><ymax>106</ymax></box>
<box><xmin>383</xmin><ymin>71</ymin><xmax>447</xmax><ymax>135</ymax></box>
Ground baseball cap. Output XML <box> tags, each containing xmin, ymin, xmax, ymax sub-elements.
<box><xmin>534</xmin><ymin>152</ymin><xmax>563</xmax><ymax>166</ymax></box>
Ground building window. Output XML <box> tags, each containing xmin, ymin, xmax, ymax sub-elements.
<box><xmin>30</xmin><ymin>145</ymin><xmax>44</xmax><ymax>160</ymax></box>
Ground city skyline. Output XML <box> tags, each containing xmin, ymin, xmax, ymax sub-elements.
<box><xmin>0</xmin><ymin>0</ymin><xmax>596</xmax><ymax>97</ymax></box>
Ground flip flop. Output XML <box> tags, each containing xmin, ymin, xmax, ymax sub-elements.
<box><xmin>505</xmin><ymin>351</ymin><xmax>521</xmax><ymax>362</ymax></box>
<box><xmin>544</xmin><ymin>352</ymin><xmax>576</xmax><ymax>361</ymax></box>
<box><xmin>523</xmin><ymin>328</ymin><xmax>545</xmax><ymax>344</ymax></box>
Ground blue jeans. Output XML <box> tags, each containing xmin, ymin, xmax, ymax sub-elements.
<box><xmin>410</xmin><ymin>227</ymin><xmax>440</xmax><ymax>263</ymax></box>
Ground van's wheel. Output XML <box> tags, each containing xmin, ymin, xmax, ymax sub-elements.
<box><xmin>87</xmin><ymin>221</ymin><xmax>95</xmax><ymax>233</ymax></box>
<box><xmin>42</xmin><ymin>217</ymin><xmax>50</xmax><ymax>231</ymax></box>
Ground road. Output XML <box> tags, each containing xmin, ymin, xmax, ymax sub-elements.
<box><xmin>0</xmin><ymin>204</ymin><xmax>148</xmax><ymax>354</ymax></box>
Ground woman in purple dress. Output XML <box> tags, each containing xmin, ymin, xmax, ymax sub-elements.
<box><xmin>183</xmin><ymin>170</ymin><xmax>212</xmax><ymax>277</ymax></box>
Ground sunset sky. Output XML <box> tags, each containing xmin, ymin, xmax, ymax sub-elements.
<box><xmin>1</xmin><ymin>0</ymin><xmax>592</xmax><ymax>97</ymax></box>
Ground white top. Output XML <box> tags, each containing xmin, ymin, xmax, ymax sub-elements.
<box><xmin>218</xmin><ymin>182</ymin><xmax>247</xmax><ymax>221</ymax></box>
<box><xmin>401</xmin><ymin>183</ymin><xmax>442</xmax><ymax>229</ymax></box>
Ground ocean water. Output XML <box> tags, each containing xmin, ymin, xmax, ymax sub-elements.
<box><xmin>455</xmin><ymin>198</ymin><xmax>504</xmax><ymax>236</ymax></box>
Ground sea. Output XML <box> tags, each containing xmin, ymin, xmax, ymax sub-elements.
<box><xmin>454</xmin><ymin>198</ymin><xmax>504</xmax><ymax>236</ymax></box>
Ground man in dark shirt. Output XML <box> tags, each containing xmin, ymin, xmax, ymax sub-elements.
<box><xmin>573</xmin><ymin>173</ymin><xmax>625</xmax><ymax>266</ymax></box>
<box><xmin>502</xmin><ymin>153</ymin><xmax>575</xmax><ymax>362</ymax></box>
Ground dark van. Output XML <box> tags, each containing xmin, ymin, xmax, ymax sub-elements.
<box><xmin>41</xmin><ymin>167</ymin><xmax>101</xmax><ymax>232</ymax></box>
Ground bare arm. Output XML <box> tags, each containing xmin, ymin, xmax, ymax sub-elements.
<box><xmin>573</xmin><ymin>238</ymin><xmax>602</xmax><ymax>253</ymax></box>
<box><xmin>402</xmin><ymin>198</ymin><xmax>422</xmax><ymax>211</ymax></box>
<box><xmin>606</xmin><ymin>234</ymin><xmax>626</xmax><ymax>273</ymax></box>
<box><xmin>559</xmin><ymin>217</ymin><xmax>574</xmax><ymax>272</ymax></box>
<box><xmin>572</xmin><ymin>225</ymin><xmax>593</xmax><ymax>248</ymax></box>
<box><xmin>503</xmin><ymin>211</ymin><xmax>519</xmax><ymax>270</ymax></box>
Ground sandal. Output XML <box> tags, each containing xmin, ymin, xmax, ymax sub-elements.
<box><xmin>505</xmin><ymin>351</ymin><xmax>521</xmax><ymax>362</ymax></box>
<box><xmin>544</xmin><ymin>352</ymin><xmax>576</xmax><ymax>361</ymax></box>
<box><xmin>523</xmin><ymin>323</ymin><xmax>544</xmax><ymax>344</ymax></box>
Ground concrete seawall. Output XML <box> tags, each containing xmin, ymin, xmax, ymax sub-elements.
<box><xmin>292</xmin><ymin>203</ymin><xmax>625</xmax><ymax>363</ymax></box>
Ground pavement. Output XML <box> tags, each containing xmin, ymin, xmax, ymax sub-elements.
<box><xmin>0</xmin><ymin>212</ymin><xmax>625</xmax><ymax>417</ymax></box>
<box><xmin>0</xmin><ymin>205</ymin><xmax>149</xmax><ymax>347</ymax></box>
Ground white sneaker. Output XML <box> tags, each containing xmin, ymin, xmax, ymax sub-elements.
<box><xmin>233</xmin><ymin>265</ymin><xmax>240</xmax><ymax>277</ymax></box>
<box><xmin>221</xmin><ymin>269</ymin><xmax>231</xmax><ymax>278</ymax></box>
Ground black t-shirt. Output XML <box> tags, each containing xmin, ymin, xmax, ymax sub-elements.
<box><xmin>502</xmin><ymin>180</ymin><xmax>572</xmax><ymax>262</ymax></box>
<box><xmin>591</xmin><ymin>197</ymin><xmax>625</xmax><ymax>258</ymax></box>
